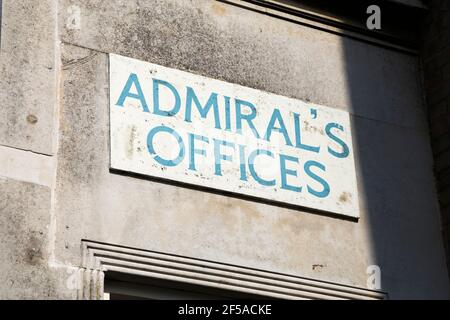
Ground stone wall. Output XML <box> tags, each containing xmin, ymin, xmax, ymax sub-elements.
<box><xmin>0</xmin><ymin>0</ymin><xmax>448</xmax><ymax>299</ymax></box>
<box><xmin>421</xmin><ymin>0</ymin><xmax>450</xmax><ymax>281</ymax></box>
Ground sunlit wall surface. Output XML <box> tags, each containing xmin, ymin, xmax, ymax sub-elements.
<box><xmin>0</xmin><ymin>0</ymin><xmax>448</xmax><ymax>299</ymax></box>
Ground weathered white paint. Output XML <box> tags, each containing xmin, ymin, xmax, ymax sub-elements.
<box><xmin>109</xmin><ymin>54</ymin><xmax>359</xmax><ymax>218</ymax></box>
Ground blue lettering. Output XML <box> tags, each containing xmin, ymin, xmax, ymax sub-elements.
<box><xmin>224</xmin><ymin>96</ymin><xmax>232</xmax><ymax>131</ymax></box>
<box><xmin>147</xmin><ymin>126</ymin><xmax>185</xmax><ymax>167</ymax></box>
<box><xmin>152</xmin><ymin>78</ymin><xmax>181</xmax><ymax>117</ymax></box>
<box><xmin>325</xmin><ymin>122</ymin><xmax>349</xmax><ymax>158</ymax></box>
<box><xmin>238</xmin><ymin>144</ymin><xmax>247</xmax><ymax>181</ymax></box>
<box><xmin>264</xmin><ymin>108</ymin><xmax>293</xmax><ymax>146</ymax></box>
<box><xmin>304</xmin><ymin>160</ymin><xmax>330</xmax><ymax>198</ymax></box>
<box><xmin>279</xmin><ymin>154</ymin><xmax>301</xmax><ymax>192</ymax></box>
<box><xmin>116</xmin><ymin>73</ymin><xmax>149</xmax><ymax>112</ymax></box>
<box><xmin>185</xmin><ymin>87</ymin><xmax>221</xmax><ymax>129</ymax></box>
<box><xmin>214</xmin><ymin>139</ymin><xmax>235</xmax><ymax>176</ymax></box>
<box><xmin>293</xmin><ymin>113</ymin><xmax>320</xmax><ymax>153</ymax></box>
<box><xmin>248</xmin><ymin>149</ymin><xmax>276</xmax><ymax>187</ymax></box>
<box><xmin>188</xmin><ymin>133</ymin><xmax>209</xmax><ymax>171</ymax></box>
<box><xmin>235</xmin><ymin>99</ymin><xmax>260</xmax><ymax>139</ymax></box>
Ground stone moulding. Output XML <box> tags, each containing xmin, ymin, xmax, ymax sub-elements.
<box><xmin>80</xmin><ymin>240</ymin><xmax>387</xmax><ymax>300</ymax></box>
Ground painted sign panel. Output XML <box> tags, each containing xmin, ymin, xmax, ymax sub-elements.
<box><xmin>109</xmin><ymin>54</ymin><xmax>359</xmax><ymax>218</ymax></box>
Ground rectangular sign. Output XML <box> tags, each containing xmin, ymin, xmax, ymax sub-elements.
<box><xmin>109</xmin><ymin>54</ymin><xmax>359</xmax><ymax>218</ymax></box>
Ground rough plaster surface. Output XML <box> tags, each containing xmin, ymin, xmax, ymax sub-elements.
<box><xmin>0</xmin><ymin>178</ymin><xmax>71</xmax><ymax>299</ymax></box>
<box><xmin>59</xmin><ymin>0</ymin><xmax>426</xmax><ymax>129</ymax></box>
<box><xmin>0</xmin><ymin>0</ymin><xmax>58</xmax><ymax>155</ymax></box>
<box><xmin>0</xmin><ymin>0</ymin><xmax>78</xmax><ymax>300</ymax></box>
<box><xmin>57</xmin><ymin>45</ymin><xmax>372</xmax><ymax>287</ymax></box>
<box><xmin>55</xmin><ymin>29</ymin><xmax>448</xmax><ymax>301</ymax></box>
<box><xmin>53</xmin><ymin>0</ymin><xmax>448</xmax><ymax>298</ymax></box>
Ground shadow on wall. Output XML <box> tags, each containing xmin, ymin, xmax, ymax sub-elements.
<box><xmin>340</xmin><ymin>1</ymin><xmax>450</xmax><ymax>298</ymax></box>
<box><xmin>0</xmin><ymin>0</ymin><xmax>3</xmax><ymax>46</ymax></box>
